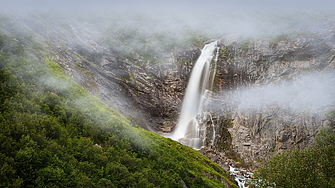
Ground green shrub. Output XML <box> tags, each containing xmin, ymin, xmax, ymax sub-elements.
<box><xmin>251</xmin><ymin>126</ymin><xmax>335</xmax><ymax>188</ymax></box>
<box><xmin>316</xmin><ymin>126</ymin><xmax>335</xmax><ymax>147</ymax></box>
<box><xmin>0</xmin><ymin>29</ymin><xmax>235</xmax><ymax>187</ymax></box>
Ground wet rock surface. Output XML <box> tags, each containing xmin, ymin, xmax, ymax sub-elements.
<box><xmin>211</xmin><ymin>33</ymin><xmax>335</xmax><ymax>168</ymax></box>
<box><xmin>42</xmin><ymin>20</ymin><xmax>201</xmax><ymax>130</ymax></box>
<box><xmin>41</xmin><ymin>15</ymin><xmax>335</xmax><ymax>174</ymax></box>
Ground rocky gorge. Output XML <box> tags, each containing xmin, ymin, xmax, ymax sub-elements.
<box><xmin>5</xmin><ymin>11</ymin><xmax>335</xmax><ymax>186</ymax></box>
<box><xmin>70</xmin><ymin>33</ymin><xmax>334</xmax><ymax>167</ymax></box>
<box><xmin>49</xmin><ymin>18</ymin><xmax>335</xmax><ymax>168</ymax></box>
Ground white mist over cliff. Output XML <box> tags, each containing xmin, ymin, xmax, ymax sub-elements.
<box><xmin>232</xmin><ymin>72</ymin><xmax>335</xmax><ymax>113</ymax></box>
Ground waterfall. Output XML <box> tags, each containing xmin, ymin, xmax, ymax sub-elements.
<box><xmin>171</xmin><ymin>41</ymin><xmax>218</xmax><ymax>150</ymax></box>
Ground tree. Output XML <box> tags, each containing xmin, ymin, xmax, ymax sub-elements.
<box><xmin>315</xmin><ymin>126</ymin><xmax>335</xmax><ymax>147</ymax></box>
<box><xmin>251</xmin><ymin>126</ymin><xmax>335</xmax><ymax>188</ymax></box>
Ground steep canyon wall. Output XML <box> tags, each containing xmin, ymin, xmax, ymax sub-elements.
<box><xmin>27</xmin><ymin>14</ymin><xmax>335</xmax><ymax>169</ymax></box>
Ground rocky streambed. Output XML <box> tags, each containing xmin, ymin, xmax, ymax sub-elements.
<box><xmin>229</xmin><ymin>166</ymin><xmax>254</xmax><ymax>188</ymax></box>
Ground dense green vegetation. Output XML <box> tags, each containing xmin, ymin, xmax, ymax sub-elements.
<box><xmin>0</xmin><ymin>32</ymin><xmax>235</xmax><ymax>187</ymax></box>
<box><xmin>251</xmin><ymin>125</ymin><xmax>335</xmax><ymax>188</ymax></box>
<box><xmin>3</xmin><ymin>10</ymin><xmax>335</xmax><ymax>188</ymax></box>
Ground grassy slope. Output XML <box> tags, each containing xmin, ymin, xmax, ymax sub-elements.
<box><xmin>0</xmin><ymin>16</ymin><xmax>237</xmax><ymax>188</ymax></box>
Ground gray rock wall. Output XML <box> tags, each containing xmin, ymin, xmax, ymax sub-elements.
<box><xmin>41</xmin><ymin>15</ymin><xmax>335</xmax><ymax>169</ymax></box>
<box><xmin>209</xmin><ymin>34</ymin><xmax>335</xmax><ymax>168</ymax></box>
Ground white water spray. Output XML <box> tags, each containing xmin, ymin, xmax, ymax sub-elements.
<box><xmin>171</xmin><ymin>41</ymin><xmax>218</xmax><ymax>149</ymax></box>
<box><xmin>230</xmin><ymin>166</ymin><xmax>253</xmax><ymax>188</ymax></box>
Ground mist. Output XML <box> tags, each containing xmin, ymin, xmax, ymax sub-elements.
<box><xmin>2</xmin><ymin>1</ymin><xmax>335</xmax><ymax>41</ymax></box>
<box><xmin>228</xmin><ymin>72</ymin><xmax>335</xmax><ymax>114</ymax></box>
<box><xmin>1</xmin><ymin>0</ymin><xmax>335</xmax><ymax>65</ymax></box>
<box><xmin>3</xmin><ymin>0</ymin><xmax>335</xmax><ymax>11</ymax></box>
<box><xmin>2</xmin><ymin>1</ymin><xmax>335</xmax><ymax>116</ymax></box>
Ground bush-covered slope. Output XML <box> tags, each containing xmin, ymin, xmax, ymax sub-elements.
<box><xmin>250</xmin><ymin>126</ymin><xmax>335</xmax><ymax>187</ymax></box>
<box><xmin>0</xmin><ymin>28</ymin><xmax>236</xmax><ymax>188</ymax></box>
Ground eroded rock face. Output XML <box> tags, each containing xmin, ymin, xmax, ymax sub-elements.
<box><xmin>228</xmin><ymin>109</ymin><xmax>330</xmax><ymax>167</ymax></box>
<box><xmin>116</xmin><ymin>45</ymin><xmax>201</xmax><ymax>131</ymax></box>
<box><xmin>64</xmin><ymin>32</ymin><xmax>334</xmax><ymax>169</ymax></box>
<box><xmin>46</xmin><ymin>28</ymin><xmax>202</xmax><ymax>131</ymax></box>
<box><xmin>41</xmin><ymin>15</ymin><xmax>335</xmax><ymax>170</ymax></box>
<box><xmin>209</xmin><ymin>33</ymin><xmax>335</xmax><ymax>168</ymax></box>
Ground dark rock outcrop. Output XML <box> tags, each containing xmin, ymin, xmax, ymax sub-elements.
<box><xmin>209</xmin><ymin>33</ymin><xmax>335</xmax><ymax>168</ymax></box>
<box><xmin>40</xmin><ymin>14</ymin><xmax>335</xmax><ymax>170</ymax></box>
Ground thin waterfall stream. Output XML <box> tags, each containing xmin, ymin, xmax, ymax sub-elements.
<box><xmin>170</xmin><ymin>41</ymin><xmax>218</xmax><ymax>150</ymax></box>
<box><xmin>166</xmin><ymin>41</ymin><xmax>253</xmax><ymax>188</ymax></box>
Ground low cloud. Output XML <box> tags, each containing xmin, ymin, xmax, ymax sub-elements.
<box><xmin>231</xmin><ymin>72</ymin><xmax>335</xmax><ymax>114</ymax></box>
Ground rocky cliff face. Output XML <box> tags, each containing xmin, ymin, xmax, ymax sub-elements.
<box><xmin>211</xmin><ymin>33</ymin><xmax>335</xmax><ymax>168</ymax></box>
<box><xmin>42</xmin><ymin>21</ymin><xmax>201</xmax><ymax>131</ymax></box>
<box><xmin>34</xmin><ymin>14</ymin><xmax>335</xmax><ymax>170</ymax></box>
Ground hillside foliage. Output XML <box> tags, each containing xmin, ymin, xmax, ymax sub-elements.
<box><xmin>250</xmin><ymin>125</ymin><xmax>335</xmax><ymax>188</ymax></box>
<box><xmin>0</xmin><ymin>33</ymin><xmax>235</xmax><ymax>188</ymax></box>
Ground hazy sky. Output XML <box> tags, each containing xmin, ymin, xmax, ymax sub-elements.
<box><xmin>2</xmin><ymin>0</ymin><xmax>335</xmax><ymax>12</ymax></box>
<box><xmin>2</xmin><ymin>0</ymin><xmax>334</xmax><ymax>56</ymax></box>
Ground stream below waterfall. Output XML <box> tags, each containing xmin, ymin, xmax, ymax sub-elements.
<box><xmin>229</xmin><ymin>166</ymin><xmax>254</xmax><ymax>188</ymax></box>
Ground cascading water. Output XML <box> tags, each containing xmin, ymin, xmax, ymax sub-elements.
<box><xmin>230</xmin><ymin>166</ymin><xmax>253</xmax><ymax>188</ymax></box>
<box><xmin>171</xmin><ymin>41</ymin><xmax>218</xmax><ymax>150</ymax></box>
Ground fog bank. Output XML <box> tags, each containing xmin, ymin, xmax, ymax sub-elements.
<box><xmin>231</xmin><ymin>72</ymin><xmax>335</xmax><ymax>113</ymax></box>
